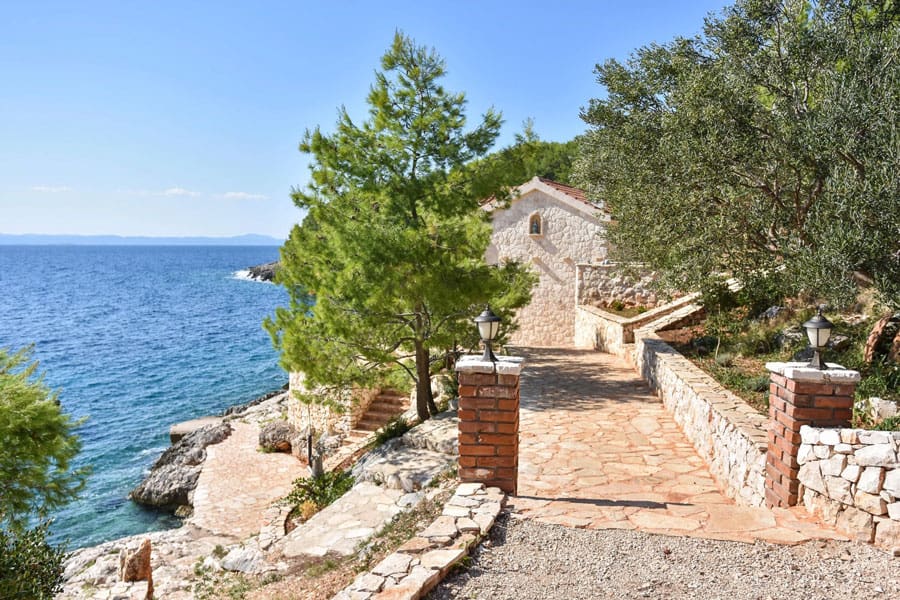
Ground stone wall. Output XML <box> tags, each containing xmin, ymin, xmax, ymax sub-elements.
<box><xmin>287</xmin><ymin>372</ymin><xmax>378</xmax><ymax>435</ymax></box>
<box><xmin>488</xmin><ymin>188</ymin><xmax>606</xmax><ymax>346</ymax></box>
<box><xmin>634</xmin><ymin>332</ymin><xmax>769</xmax><ymax>506</ymax></box>
<box><xmin>576</xmin><ymin>263</ymin><xmax>658</xmax><ymax>308</ymax></box>
<box><xmin>573</xmin><ymin>294</ymin><xmax>701</xmax><ymax>356</ymax></box>
<box><xmin>797</xmin><ymin>425</ymin><xmax>900</xmax><ymax>547</ymax></box>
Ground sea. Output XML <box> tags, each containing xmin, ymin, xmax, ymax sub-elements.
<box><xmin>0</xmin><ymin>245</ymin><xmax>287</xmax><ymax>548</ymax></box>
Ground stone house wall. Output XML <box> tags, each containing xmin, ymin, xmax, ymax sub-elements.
<box><xmin>488</xmin><ymin>184</ymin><xmax>607</xmax><ymax>347</ymax></box>
<box><xmin>797</xmin><ymin>425</ymin><xmax>900</xmax><ymax>546</ymax></box>
<box><xmin>577</xmin><ymin>264</ymin><xmax>658</xmax><ymax>308</ymax></box>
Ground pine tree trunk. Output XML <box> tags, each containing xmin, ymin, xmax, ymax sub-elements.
<box><xmin>414</xmin><ymin>339</ymin><xmax>434</xmax><ymax>421</ymax></box>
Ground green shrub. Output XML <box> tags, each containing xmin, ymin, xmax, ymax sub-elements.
<box><xmin>374</xmin><ymin>416</ymin><xmax>411</xmax><ymax>446</ymax></box>
<box><xmin>874</xmin><ymin>415</ymin><xmax>900</xmax><ymax>431</ymax></box>
<box><xmin>285</xmin><ymin>470</ymin><xmax>354</xmax><ymax>511</ymax></box>
<box><xmin>0</xmin><ymin>521</ymin><xmax>67</xmax><ymax>599</ymax></box>
<box><xmin>714</xmin><ymin>352</ymin><xmax>735</xmax><ymax>367</ymax></box>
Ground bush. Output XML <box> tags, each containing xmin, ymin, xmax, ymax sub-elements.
<box><xmin>0</xmin><ymin>521</ymin><xmax>67</xmax><ymax>599</ymax></box>
<box><xmin>374</xmin><ymin>416</ymin><xmax>412</xmax><ymax>447</ymax></box>
<box><xmin>285</xmin><ymin>469</ymin><xmax>354</xmax><ymax>513</ymax></box>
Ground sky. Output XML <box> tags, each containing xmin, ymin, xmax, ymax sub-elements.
<box><xmin>0</xmin><ymin>1</ymin><xmax>727</xmax><ymax>239</ymax></box>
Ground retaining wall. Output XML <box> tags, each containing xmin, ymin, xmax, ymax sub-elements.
<box><xmin>634</xmin><ymin>332</ymin><xmax>769</xmax><ymax>506</ymax></box>
<box><xmin>798</xmin><ymin>425</ymin><xmax>900</xmax><ymax>547</ymax></box>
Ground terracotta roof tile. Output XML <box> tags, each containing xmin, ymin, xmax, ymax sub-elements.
<box><xmin>536</xmin><ymin>177</ymin><xmax>603</xmax><ymax>209</ymax></box>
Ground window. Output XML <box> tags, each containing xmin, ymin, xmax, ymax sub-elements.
<box><xmin>529</xmin><ymin>213</ymin><xmax>542</xmax><ymax>236</ymax></box>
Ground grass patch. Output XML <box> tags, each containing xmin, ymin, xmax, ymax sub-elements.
<box><xmin>373</xmin><ymin>416</ymin><xmax>412</xmax><ymax>447</ymax></box>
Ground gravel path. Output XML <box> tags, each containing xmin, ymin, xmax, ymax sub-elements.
<box><xmin>429</xmin><ymin>513</ymin><xmax>899</xmax><ymax>600</ymax></box>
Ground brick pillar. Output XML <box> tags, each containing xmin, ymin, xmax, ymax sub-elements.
<box><xmin>765</xmin><ymin>361</ymin><xmax>860</xmax><ymax>508</ymax></box>
<box><xmin>455</xmin><ymin>355</ymin><xmax>524</xmax><ymax>494</ymax></box>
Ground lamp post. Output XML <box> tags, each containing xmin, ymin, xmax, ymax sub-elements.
<box><xmin>474</xmin><ymin>306</ymin><xmax>501</xmax><ymax>362</ymax></box>
<box><xmin>802</xmin><ymin>307</ymin><xmax>834</xmax><ymax>370</ymax></box>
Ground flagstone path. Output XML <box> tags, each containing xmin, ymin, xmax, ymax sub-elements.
<box><xmin>509</xmin><ymin>347</ymin><xmax>847</xmax><ymax>544</ymax></box>
<box><xmin>190</xmin><ymin>420</ymin><xmax>306</xmax><ymax>539</ymax></box>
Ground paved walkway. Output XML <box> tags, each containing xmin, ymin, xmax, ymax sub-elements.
<box><xmin>509</xmin><ymin>347</ymin><xmax>847</xmax><ymax>544</ymax></box>
<box><xmin>190</xmin><ymin>421</ymin><xmax>306</xmax><ymax>539</ymax></box>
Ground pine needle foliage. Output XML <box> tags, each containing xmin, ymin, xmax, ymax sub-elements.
<box><xmin>266</xmin><ymin>33</ymin><xmax>536</xmax><ymax>421</ymax></box>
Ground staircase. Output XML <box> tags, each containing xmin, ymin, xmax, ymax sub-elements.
<box><xmin>353</xmin><ymin>389</ymin><xmax>408</xmax><ymax>432</ymax></box>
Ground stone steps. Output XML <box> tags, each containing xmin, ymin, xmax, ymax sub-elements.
<box><xmin>353</xmin><ymin>390</ymin><xmax>408</xmax><ymax>432</ymax></box>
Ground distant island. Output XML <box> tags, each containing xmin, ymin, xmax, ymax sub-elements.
<box><xmin>0</xmin><ymin>233</ymin><xmax>284</xmax><ymax>246</ymax></box>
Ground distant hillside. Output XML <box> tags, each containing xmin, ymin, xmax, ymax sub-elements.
<box><xmin>0</xmin><ymin>233</ymin><xmax>284</xmax><ymax>246</ymax></box>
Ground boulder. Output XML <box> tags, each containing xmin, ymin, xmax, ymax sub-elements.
<box><xmin>130</xmin><ymin>423</ymin><xmax>232</xmax><ymax>511</ymax></box>
<box><xmin>259</xmin><ymin>420</ymin><xmax>297</xmax><ymax>453</ymax></box>
<box><xmin>118</xmin><ymin>539</ymin><xmax>154</xmax><ymax>600</ymax></box>
<box><xmin>169</xmin><ymin>416</ymin><xmax>224</xmax><ymax>444</ymax></box>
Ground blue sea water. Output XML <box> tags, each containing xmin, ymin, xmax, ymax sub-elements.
<box><xmin>0</xmin><ymin>246</ymin><xmax>287</xmax><ymax>548</ymax></box>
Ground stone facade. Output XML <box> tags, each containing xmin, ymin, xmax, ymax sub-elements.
<box><xmin>798</xmin><ymin>425</ymin><xmax>900</xmax><ymax>547</ymax></box>
<box><xmin>487</xmin><ymin>178</ymin><xmax>607</xmax><ymax>346</ymax></box>
<box><xmin>455</xmin><ymin>355</ymin><xmax>524</xmax><ymax>494</ymax></box>
<box><xmin>764</xmin><ymin>362</ymin><xmax>859</xmax><ymax>508</ymax></box>
<box><xmin>287</xmin><ymin>371</ymin><xmax>378</xmax><ymax>435</ymax></box>
<box><xmin>576</xmin><ymin>263</ymin><xmax>658</xmax><ymax>308</ymax></box>
<box><xmin>634</xmin><ymin>332</ymin><xmax>769</xmax><ymax>506</ymax></box>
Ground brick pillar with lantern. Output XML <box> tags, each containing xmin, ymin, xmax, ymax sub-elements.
<box><xmin>764</xmin><ymin>310</ymin><xmax>860</xmax><ymax>507</ymax></box>
<box><xmin>455</xmin><ymin>354</ymin><xmax>524</xmax><ymax>494</ymax></box>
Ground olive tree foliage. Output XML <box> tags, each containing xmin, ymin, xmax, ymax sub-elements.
<box><xmin>0</xmin><ymin>346</ymin><xmax>88</xmax><ymax>530</ymax></box>
<box><xmin>266</xmin><ymin>33</ymin><xmax>535</xmax><ymax>422</ymax></box>
<box><xmin>575</xmin><ymin>0</ymin><xmax>900</xmax><ymax>310</ymax></box>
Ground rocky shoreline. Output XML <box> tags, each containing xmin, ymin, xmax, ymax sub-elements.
<box><xmin>245</xmin><ymin>261</ymin><xmax>279</xmax><ymax>282</ymax></box>
<box><xmin>59</xmin><ymin>388</ymin><xmax>300</xmax><ymax>598</ymax></box>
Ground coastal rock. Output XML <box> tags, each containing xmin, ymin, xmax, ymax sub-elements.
<box><xmin>169</xmin><ymin>416</ymin><xmax>224</xmax><ymax>444</ymax></box>
<box><xmin>259</xmin><ymin>420</ymin><xmax>297</xmax><ymax>453</ymax></box>
<box><xmin>118</xmin><ymin>539</ymin><xmax>153</xmax><ymax>600</ymax></box>
<box><xmin>130</xmin><ymin>422</ymin><xmax>232</xmax><ymax>511</ymax></box>
<box><xmin>247</xmin><ymin>261</ymin><xmax>280</xmax><ymax>282</ymax></box>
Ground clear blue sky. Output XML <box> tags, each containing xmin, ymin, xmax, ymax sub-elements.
<box><xmin>0</xmin><ymin>1</ymin><xmax>726</xmax><ymax>239</ymax></box>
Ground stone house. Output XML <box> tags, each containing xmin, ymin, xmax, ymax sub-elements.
<box><xmin>486</xmin><ymin>177</ymin><xmax>658</xmax><ymax>347</ymax></box>
<box><xmin>486</xmin><ymin>177</ymin><xmax>609</xmax><ymax>347</ymax></box>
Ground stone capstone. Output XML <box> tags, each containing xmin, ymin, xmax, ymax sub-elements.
<box><xmin>130</xmin><ymin>422</ymin><xmax>232</xmax><ymax>511</ymax></box>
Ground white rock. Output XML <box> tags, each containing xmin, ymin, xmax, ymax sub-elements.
<box><xmin>372</xmin><ymin>553</ymin><xmax>413</xmax><ymax>578</ymax></box>
<box><xmin>456</xmin><ymin>482</ymin><xmax>485</xmax><ymax>496</ymax></box>
<box><xmin>859</xmin><ymin>430</ymin><xmax>894</xmax><ymax>445</ymax></box>
<box><xmin>797</xmin><ymin>444</ymin><xmax>814</xmax><ymax>465</ymax></box>
<box><xmin>820</xmin><ymin>429</ymin><xmax>841</xmax><ymax>445</ymax></box>
<box><xmin>834</xmin><ymin>443</ymin><xmax>853</xmax><ymax>454</ymax></box>
<box><xmin>825</xmin><ymin>475</ymin><xmax>853</xmax><ymax>504</ymax></box>
<box><xmin>221</xmin><ymin>546</ymin><xmax>267</xmax><ymax>574</ymax></box>
<box><xmin>854</xmin><ymin>490</ymin><xmax>887</xmax><ymax>515</ymax></box>
<box><xmin>822</xmin><ymin>454</ymin><xmax>847</xmax><ymax>477</ymax></box>
<box><xmin>799</xmin><ymin>462</ymin><xmax>825</xmax><ymax>495</ymax></box>
<box><xmin>887</xmin><ymin>502</ymin><xmax>900</xmax><ymax>520</ymax></box>
<box><xmin>883</xmin><ymin>469</ymin><xmax>900</xmax><ymax>496</ymax></box>
<box><xmin>800</xmin><ymin>427</ymin><xmax>820</xmax><ymax>445</ymax></box>
<box><xmin>813</xmin><ymin>445</ymin><xmax>831</xmax><ymax>459</ymax></box>
<box><xmin>857</xmin><ymin>467</ymin><xmax>885</xmax><ymax>494</ymax></box>
<box><xmin>854</xmin><ymin>444</ymin><xmax>897</xmax><ymax>467</ymax></box>
<box><xmin>841</xmin><ymin>464</ymin><xmax>861</xmax><ymax>483</ymax></box>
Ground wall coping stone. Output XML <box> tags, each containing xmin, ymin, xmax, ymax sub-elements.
<box><xmin>456</xmin><ymin>355</ymin><xmax>524</xmax><ymax>375</ymax></box>
<box><xmin>765</xmin><ymin>362</ymin><xmax>861</xmax><ymax>383</ymax></box>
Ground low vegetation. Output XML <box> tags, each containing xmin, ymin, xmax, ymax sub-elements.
<box><xmin>283</xmin><ymin>470</ymin><xmax>355</xmax><ymax>527</ymax></box>
<box><xmin>666</xmin><ymin>301</ymin><xmax>899</xmax><ymax>429</ymax></box>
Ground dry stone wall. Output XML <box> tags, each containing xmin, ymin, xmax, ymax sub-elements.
<box><xmin>488</xmin><ymin>189</ymin><xmax>606</xmax><ymax>346</ymax></box>
<box><xmin>798</xmin><ymin>425</ymin><xmax>900</xmax><ymax>547</ymax></box>
<box><xmin>287</xmin><ymin>372</ymin><xmax>378</xmax><ymax>435</ymax></box>
<box><xmin>577</xmin><ymin>263</ymin><xmax>658</xmax><ymax>308</ymax></box>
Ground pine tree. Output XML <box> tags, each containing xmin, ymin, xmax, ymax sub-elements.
<box><xmin>266</xmin><ymin>33</ymin><xmax>535</xmax><ymax>421</ymax></box>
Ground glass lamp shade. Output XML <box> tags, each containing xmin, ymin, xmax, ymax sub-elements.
<box><xmin>474</xmin><ymin>306</ymin><xmax>501</xmax><ymax>341</ymax></box>
<box><xmin>803</xmin><ymin>310</ymin><xmax>834</xmax><ymax>348</ymax></box>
